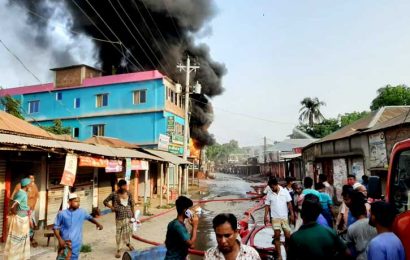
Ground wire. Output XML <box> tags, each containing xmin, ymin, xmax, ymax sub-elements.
<box><xmin>115</xmin><ymin>0</ymin><xmax>172</xmax><ymax>73</ymax></box>
<box><xmin>107</xmin><ymin>0</ymin><xmax>168</xmax><ymax>73</ymax></box>
<box><xmin>69</xmin><ymin>0</ymin><xmax>142</xmax><ymax>70</ymax></box>
<box><xmin>14</xmin><ymin>4</ymin><xmax>121</xmax><ymax>45</ymax></box>
<box><xmin>189</xmin><ymin>97</ymin><xmax>296</xmax><ymax>125</ymax></box>
<box><xmin>0</xmin><ymin>39</ymin><xmax>42</xmax><ymax>83</ymax></box>
<box><xmin>138</xmin><ymin>0</ymin><xmax>172</xmax><ymax>51</ymax></box>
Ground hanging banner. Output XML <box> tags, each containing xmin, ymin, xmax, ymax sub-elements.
<box><xmin>79</xmin><ymin>156</ymin><xmax>108</xmax><ymax>168</ymax></box>
<box><xmin>369</xmin><ymin>132</ymin><xmax>388</xmax><ymax>168</ymax></box>
<box><xmin>131</xmin><ymin>160</ymin><xmax>149</xmax><ymax>170</ymax></box>
<box><xmin>60</xmin><ymin>154</ymin><xmax>78</xmax><ymax>187</ymax></box>
<box><xmin>167</xmin><ymin>116</ymin><xmax>175</xmax><ymax>133</ymax></box>
<box><xmin>105</xmin><ymin>160</ymin><xmax>123</xmax><ymax>173</ymax></box>
<box><xmin>125</xmin><ymin>158</ymin><xmax>132</xmax><ymax>182</ymax></box>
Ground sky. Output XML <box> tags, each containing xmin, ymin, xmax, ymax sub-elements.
<box><xmin>202</xmin><ymin>0</ymin><xmax>410</xmax><ymax>146</ymax></box>
<box><xmin>2</xmin><ymin>1</ymin><xmax>410</xmax><ymax>147</ymax></box>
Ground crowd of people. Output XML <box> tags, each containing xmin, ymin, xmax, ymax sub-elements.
<box><xmin>3</xmin><ymin>174</ymin><xmax>406</xmax><ymax>260</ymax></box>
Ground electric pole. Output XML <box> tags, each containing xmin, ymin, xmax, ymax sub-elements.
<box><xmin>177</xmin><ymin>56</ymin><xmax>200</xmax><ymax>194</ymax></box>
<box><xmin>264</xmin><ymin>136</ymin><xmax>267</xmax><ymax>164</ymax></box>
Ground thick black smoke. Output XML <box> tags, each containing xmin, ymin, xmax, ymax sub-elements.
<box><xmin>11</xmin><ymin>0</ymin><xmax>226</xmax><ymax>147</ymax></box>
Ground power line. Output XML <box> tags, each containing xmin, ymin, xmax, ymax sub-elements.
<box><xmin>14</xmin><ymin>4</ymin><xmax>121</xmax><ymax>45</ymax></box>
<box><xmin>69</xmin><ymin>0</ymin><xmax>142</xmax><ymax>70</ymax></box>
<box><xmin>76</xmin><ymin>0</ymin><xmax>145</xmax><ymax>70</ymax></box>
<box><xmin>190</xmin><ymin>97</ymin><xmax>296</xmax><ymax>125</ymax></box>
<box><xmin>107</xmin><ymin>0</ymin><xmax>168</xmax><ymax>73</ymax></box>
<box><xmin>138</xmin><ymin>0</ymin><xmax>172</xmax><ymax>51</ymax></box>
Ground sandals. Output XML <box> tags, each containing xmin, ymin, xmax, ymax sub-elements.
<box><xmin>126</xmin><ymin>244</ymin><xmax>135</xmax><ymax>251</ymax></box>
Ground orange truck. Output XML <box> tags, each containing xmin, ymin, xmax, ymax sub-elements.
<box><xmin>369</xmin><ymin>139</ymin><xmax>410</xmax><ymax>259</ymax></box>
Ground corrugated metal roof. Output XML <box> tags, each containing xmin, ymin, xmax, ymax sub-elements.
<box><xmin>83</xmin><ymin>136</ymin><xmax>138</xmax><ymax>149</ymax></box>
<box><xmin>0</xmin><ymin>110</ymin><xmax>56</xmax><ymax>139</ymax></box>
<box><xmin>365</xmin><ymin>107</ymin><xmax>410</xmax><ymax>133</ymax></box>
<box><xmin>316</xmin><ymin>106</ymin><xmax>410</xmax><ymax>144</ymax></box>
<box><xmin>143</xmin><ymin>149</ymin><xmax>191</xmax><ymax>165</ymax></box>
<box><xmin>0</xmin><ymin>133</ymin><xmax>160</xmax><ymax>160</ymax></box>
<box><xmin>267</xmin><ymin>139</ymin><xmax>316</xmax><ymax>152</ymax></box>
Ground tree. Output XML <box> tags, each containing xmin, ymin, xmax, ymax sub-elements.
<box><xmin>339</xmin><ymin>111</ymin><xmax>369</xmax><ymax>127</ymax></box>
<box><xmin>205</xmin><ymin>140</ymin><xmax>243</xmax><ymax>163</ymax></box>
<box><xmin>40</xmin><ymin>120</ymin><xmax>71</xmax><ymax>135</ymax></box>
<box><xmin>0</xmin><ymin>95</ymin><xmax>24</xmax><ymax>119</ymax></box>
<box><xmin>298</xmin><ymin>119</ymin><xmax>340</xmax><ymax>139</ymax></box>
<box><xmin>370</xmin><ymin>84</ymin><xmax>410</xmax><ymax>111</ymax></box>
<box><xmin>299</xmin><ymin>97</ymin><xmax>326</xmax><ymax>127</ymax></box>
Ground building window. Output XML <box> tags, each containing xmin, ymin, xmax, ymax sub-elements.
<box><xmin>56</xmin><ymin>92</ymin><xmax>62</xmax><ymax>100</ymax></box>
<box><xmin>170</xmin><ymin>90</ymin><xmax>174</xmax><ymax>103</ymax></box>
<box><xmin>73</xmin><ymin>127</ymin><xmax>80</xmax><ymax>138</ymax></box>
<box><xmin>96</xmin><ymin>94</ymin><xmax>108</xmax><ymax>107</ymax></box>
<box><xmin>28</xmin><ymin>100</ymin><xmax>39</xmax><ymax>114</ymax></box>
<box><xmin>74</xmin><ymin>98</ymin><xmax>80</xmax><ymax>108</ymax></box>
<box><xmin>92</xmin><ymin>124</ymin><xmax>105</xmax><ymax>136</ymax></box>
<box><xmin>133</xmin><ymin>90</ymin><xmax>147</xmax><ymax>104</ymax></box>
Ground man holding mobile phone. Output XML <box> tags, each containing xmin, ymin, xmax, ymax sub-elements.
<box><xmin>164</xmin><ymin>196</ymin><xmax>199</xmax><ymax>260</ymax></box>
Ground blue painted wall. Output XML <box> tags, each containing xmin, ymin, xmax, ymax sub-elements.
<box><xmin>2</xmin><ymin>78</ymin><xmax>185</xmax><ymax>145</ymax></box>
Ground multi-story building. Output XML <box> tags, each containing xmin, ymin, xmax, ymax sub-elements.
<box><xmin>0</xmin><ymin>64</ymin><xmax>186</xmax><ymax>155</ymax></box>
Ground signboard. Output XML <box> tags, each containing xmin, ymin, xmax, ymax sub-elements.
<box><xmin>171</xmin><ymin>134</ymin><xmax>184</xmax><ymax>145</ymax></box>
<box><xmin>168</xmin><ymin>144</ymin><xmax>184</xmax><ymax>155</ymax></box>
<box><xmin>105</xmin><ymin>160</ymin><xmax>123</xmax><ymax>173</ymax></box>
<box><xmin>293</xmin><ymin>147</ymin><xmax>302</xmax><ymax>154</ymax></box>
<box><xmin>60</xmin><ymin>153</ymin><xmax>78</xmax><ymax>187</ymax></box>
<box><xmin>158</xmin><ymin>134</ymin><xmax>170</xmax><ymax>151</ymax></box>
<box><xmin>369</xmin><ymin>132</ymin><xmax>388</xmax><ymax>168</ymax></box>
<box><xmin>125</xmin><ymin>158</ymin><xmax>132</xmax><ymax>182</ymax></box>
<box><xmin>131</xmin><ymin>160</ymin><xmax>149</xmax><ymax>170</ymax></box>
<box><xmin>79</xmin><ymin>156</ymin><xmax>108</xmax><ymax>168</ymax></box>
<box><xmin>167</xmin><ymin>116</ymin><xmax>175</xmax><ymax>133</ymax></box>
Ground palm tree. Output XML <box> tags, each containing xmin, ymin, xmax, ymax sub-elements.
<box><xmin>299</xmin><ymin>97</ymin><xmax>326</xmax><ymax>127</ymax></box>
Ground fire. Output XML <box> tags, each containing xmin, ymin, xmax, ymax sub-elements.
<box><xmin>189</xmin><ymin>138</ymin><xmax>201</xmax><ymax>159</ymax></box>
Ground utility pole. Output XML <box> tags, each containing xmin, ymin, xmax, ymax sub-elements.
<box><xmin>264</xmin><ymin>136</ymin><xmax>267</xmax><ymax>164</ymax></box>
<box><xmin>177</xmin><ymin>56</ymin><xmax>200</xmax><ymax>194</ymax></box>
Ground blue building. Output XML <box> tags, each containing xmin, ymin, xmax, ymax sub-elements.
<box><xmin>0</xmin><ymin>65</ymin><xmax>186</xmax><ymax>154</ymax></box>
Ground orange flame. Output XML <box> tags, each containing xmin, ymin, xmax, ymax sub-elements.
<box><xmin>189</xmin><ymin>138</ymin><xmax>201</xmax><ymax>159</ymax></box>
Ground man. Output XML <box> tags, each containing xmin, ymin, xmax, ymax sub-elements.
<box><xmin>347</xmin><ymin>174</ymin><xmax>358</xmax><ymax>187</ymax></box>
<box><xmin>302</xmin><ymin>176</ymin><xmax>320</xmax><ymax>197</ymax></box>
<box><xmin>4</xmin><ymin>178</ymin><xmax>32</xmax><ymax>260</ymax></box>
<box><xmin>336</xmin><ymin>185</ymin><xmax>355</xmax><ymax>232</ymax></box>
<box><xmin>367</xmin><ymin>201</ymin><xmax>405</xmax><ymax>260</ymax></box>
<box><xmin>346</xmin><ymin>198</ymin><xmax>377</xmax><ymax>260</ymax></box>
<box><xmin>264</xmin><ymin>177</ymin><xmax>294</xmax><ymax>260</ymax></box>
<box><xmin>54</xmin><ymin>193</ymin><xmax>103</xmax><ymax>260</ymax></box>
<box><xmin>316</xmin><ymin>182</ymin><xmax>334</xmax><ymax>227</ymax></box>
<box><xmin>103</xmin><ymin>179</ymin><xmax>135</xmax><ymax>258</ymax></box>
<box><xmin>165</xmin><ymin>196</ymin><xmax>199</xmax><ymax>260</ymax></box>
<box><xmin>361</xmin><ymin>175</ymin><xmax>369</xmax><ymax>190</ymax></box>
<box><xmin>288</xmin><ymin>194</ymin><xmax>348</xmax><ymax>260</ymax></box>
<box><xmin>11</xmin><ymin>174</ymin><xmax>39</xmax><ymax>247</ymax></box>
<box><xmin>319</xmin><ymin>173</ymin><xmax>335</xmax><ymax>199</ymax></box>
<box><xmin>205</xmin><ymin>213</ymin><xmax>260</xmax><ymax>260</ymax></box>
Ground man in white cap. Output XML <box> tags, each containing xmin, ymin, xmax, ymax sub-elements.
<box><xmin>54</xmin><ymin>193</ymin><xmax>103</xmax><ymax>260</ymax></box>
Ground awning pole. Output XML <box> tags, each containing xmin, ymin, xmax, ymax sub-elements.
<box><xmin>166</xmin><ymin>164</ymin><xmax>170</xmax><ymax>205</ymax></box>
<box><xmin>144</xmin><ymin>169</ymin><xmax>148</xmax><ymax>213</ymax></box>
<box><xmin>160</xmin><ymin>163</ymin><xmax>164</xmax><ymax>207</ymax></box>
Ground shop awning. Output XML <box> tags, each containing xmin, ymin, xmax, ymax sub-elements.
<box><xmin>142</xmin><ymin>149</ymin><xmax>192</xmax><ymax>165</ymax></box>
<box><xmin>280</xmin><ymin>153</ymin><xmax>302</xmax><ymax>159</ymax></box>
<box><xmin>0</xmin><ymin>133</ymin><xmax>162</xmax><ymax>161</ymax></box>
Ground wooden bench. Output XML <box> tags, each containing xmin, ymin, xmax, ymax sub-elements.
<box><xmin>44</xmin><ymin>230</ymin><xmax>54</xmax><ymax>247</ymax></box>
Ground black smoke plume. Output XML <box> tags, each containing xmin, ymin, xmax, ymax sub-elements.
<box><xmin>11</xmin><ymin>0</ymin><xmax>226</xmax><ymax>147</ymax></box>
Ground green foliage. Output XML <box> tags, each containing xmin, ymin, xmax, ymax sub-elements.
<box><xmin>298</xmin><ymin>119</ymin><xmax>340</xmax><ymax>139</ymax></box>
<box><xmin>0</xmin><ymin>95</ymin><xmax>24</xmax><ymax>119</ymax></box>
<box><xmin>80</xmin><ymin>244</ymin><xmax>92</xmax><ymax>253</ymax></box>
<box><xmin>205</xmin><ymin>140</ymin><xmax>243</xmax><ymax>164</ymax></box>
<box><xmin>370</xmin><ymin>84</ymin><xmax>410</xmax><ymax>111</ymax></box>
<box><xmin>40</xmin><ymin>120</ymin><xmax>71</xmax><ymax>135</ymax></box>
<box><xmin>339</xmin><ymin>111</ymin><xmax>370</xmax><ymax>127</ymax></box>
<box><xmin>299</xmin><ymin>97</ymin><xmax>326</xmax><ymax>127</ymax></box>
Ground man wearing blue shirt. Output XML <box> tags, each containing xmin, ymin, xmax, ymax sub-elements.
<box><xmin>367</xmin><ymin>201</ymin><xmax>405</xmax><ymax>260</ymax></box>
<box><xmin>54</xmin><ymin>193</ymin><xmax>103</xmax><ymax>260</ymax></box>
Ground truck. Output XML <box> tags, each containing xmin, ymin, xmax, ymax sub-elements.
<box><xmin>369</xmin><ymin>139</ymin><xmax>410</xmax><ymax>259</ymax></box>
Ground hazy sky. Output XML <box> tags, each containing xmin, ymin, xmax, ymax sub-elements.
<box><xmin>203</xmin><ymin>0</ymin><xmax>410</xmax><ymax>146</ymax></box>
<box><xmin>2</xmin><ymin>1</ymin><xmax>410</xmax><ymax>147</ymax></box>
